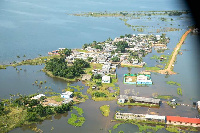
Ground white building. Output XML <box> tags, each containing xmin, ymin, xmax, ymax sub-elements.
<box><xmin>61</xmin><ymin>91</ymin><xmax>73</xmax><ymax>99</ymax></box>
<box><xmin>197</xmin><ymin>101</ymin><xmax>200</xmax><ymax>111</ymax></box>
<box><xmin>136</xmin><ymin>75</ymin><xmax>152</xmax><ymax>85</ymax></box>
<box><xmin>102</xmin><ymin>75</ymin><xmax>111</xmax><ymax>83</ymax></box>
<box><xmin>31</xmin><ymin>94</ymin><xmax>45</xmax><ymax>100</ymax></box>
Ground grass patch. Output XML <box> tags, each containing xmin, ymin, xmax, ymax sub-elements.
<box><xmin>177</xmin><ymin>88</ymin><xmax>182</xmax><ymax>96</ymax></box>
<box><xmin>0</xmin><ymin>55</ymin><xmax>60</xmax><ymax>69</ymax></box>
<box><xmin>145</xmin><ymin>66</ymin><xmax>161</xmax><ymax>71</ymax></box>
<box><xmin>48</xmin><ymin>95</ymin><xmax>64</xmax><ymax>102</ymax></box>
<box><xmin>73</xmin><ymin>106</ymin><xmax>84</xmax><ymax>116</ymax></box>
<box><xmin>67</xmin><ymin>113</ymin><xmax>85</xmax><ymax>127</ymax></box>
<box><xmin>166</xmin><ymin>81</ymin><xmax>181</xmax><ymax>86</ymax></box>
<box><xmin>0</xmin><ymin>107</ymin><xmax>27</xmax><ymax>132</ymax></box>
<box><xmin>117</xmin><ymin>101</ymin><xmax>159</xmax><ymax>107</ymax></box>
<box><xmin>100</xmin><ymin>105</ymin><xmax>110</xmax><ymax>117</ymax></box>
<box><xmin>113</xmin><ymin>123</ymin><xmax>124</xmax><ymax>129</ymax></box>
<box><xmin>155</xmin><ymin>95</ymin><xmax>173</xmax><ymax>100</ymax></box>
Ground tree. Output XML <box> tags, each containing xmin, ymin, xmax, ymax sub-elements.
<box><xmin>111</xmin><ymin>56</ymin><xmax>120</xmax><ymax>62</ymax></box>
<box><xmin>26</xmin><ymin>112</ymin><xmax>39</xmax><ymax>121</ymax></box>
<box><xmin>115</xmin><ymin>41</ymin><xmax>128</xmax><ymax>53</ymax></box>
<box><xmin>82</xmin><ymin>43</ymin><xmax>89</xmax><ymax>49</ymax></box>
<box><xmin>64</xmin><ymin>48</ymin><xmax>72</xmax><ymax>57</ymax></box>
<box><xmin>29</xmin><ymin>99</ymin><xmax>39</xmax><ymax>107</ymax></box>
<box><xmin>0</xmin><ymin>102</ymin><xmax>4</xmax><ymax>115</ymax></box>
<box><xmin>87</xmin><ymin>57</ymin><xmax>93</xmax><ymax>62</ymax></box>
<box><xmin>73</xmin><ymin>59</ymin><xmax>90</xmax><ymax>68</ymax></box>
<box><xmin>93</xmin><ymin>74</ymin><xmax>102</xmax><ymax>79</ymax></box>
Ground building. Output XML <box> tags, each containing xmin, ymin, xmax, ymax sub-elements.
<box><xmin>118</xmin><ymin>95</ymin><xmax>129</xmax><ymax>103</ymax></box>
<box><xmin>166</xmin><ymin>116</ymin><xmax>200</xmax><ymax>127</ymax></box>
<box><xmin>197</xmin><ymin>101</ymin><xmax>200</xmax><ymax>112</ymax></box>
<box><xmin>136</xmin><ymin>75</ymin><xmax>152</xmax><ymax>85</ymax></box>
<box><xmin>115</xmin><ymin>112</ymin><xmax>165</xmax><ymax>122</ymax></box>
<box><xmin>61</xmin><ymin>91</ymin><xmax>73</xmax><ymax>99</ymax></box>
<box><xmin>145</xmin><ymin>115</ymin><xmax>165</xmax><ymax>122</ymax></box>
<box><xmin>102</xmin><ymin>75</ymin><xmax>111</xmax><ymax>83</ymax></box>
<box><xmin>115</xmin><ymin>112</ymin><xmax>146</xmax><ymax>120</ymax></box>
<box><xmin>130</xmin><ymin>96</ymin><xmax>160</xmax><ymax>105</ymax></box>
<box><xmin>31</xmin><ymin>94</ymin><xmax>45</xmax><ymax>100</ymax></box>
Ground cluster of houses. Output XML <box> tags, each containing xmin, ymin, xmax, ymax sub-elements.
<box><xmin>118</xmin><ymin>95</ymin><xmax>160</xmax><ymax>106</ymax></box>
<box><xmin>31</xmin><ymin>91</ymin><xmax>74</xmax><ymax>107</ymax></box>
<box><xmin>48</xmin><ymin>33</ymin><xmax>169</xmax><ymax>76</ymax></box>
<box><xmin>124</xmin><ymin>73</ymin><xmax>153</xmax><ymax>85</ymax></box>
<box><xmin>115</xmin><ymin>112</ymin><xmax>200</xmax><ymax>127</ymax></box>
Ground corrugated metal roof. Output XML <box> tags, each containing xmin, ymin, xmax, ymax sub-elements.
<box><xmin>167</xmin><ymin>116</ymin><xmax>200</xmax><ymax>124</ymax></box>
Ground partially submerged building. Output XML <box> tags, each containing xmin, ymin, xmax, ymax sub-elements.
<box><xmin>61</xmin><ymin>91</ymin><xmax>73</xmax><ymax>103</ymax></box>
<box><xmin>124</xmin><ymin>73</ymin><xmax>152</xmax><ymax>85</ymax></box>
<box><xmin>136</xmin><ymin>75</ymin><xmax>152</xmax><ymax>85</ymax></box>
<box><xmin>131</xmin><ymin>96</ymin><xmax>160</xmax><ymax>105</ymax></box>
<box><xmin>166</xmin><ymin>116</ymin><xmax>200</xmax><ymax>127</ymax></box>
<box><xmin>115</xmin><ymin>112</ymin><xmax>165</xmax><ymax>122</ymax></box>
<box><xmin>118</xmin><ymin>95</ymin><xmax>129</xmax><ymax>103</ymax></box>
<box><xmin>118</xmin><ymin>95</ymin><xmax>160</xmax><ymax>106</ymax></box>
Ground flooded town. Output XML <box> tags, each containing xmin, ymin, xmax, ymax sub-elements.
<box><xmin>0</xmin><ymin>0</ymin><xmax>200</xmax><ymax>133</ymax></box>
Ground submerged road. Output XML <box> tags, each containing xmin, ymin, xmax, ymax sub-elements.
<box><xmin>158</xmin><ymin>29</ymin><xmax>192</xmax><ymax>75</ymax></box>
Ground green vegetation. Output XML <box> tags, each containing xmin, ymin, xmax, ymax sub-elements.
<box><xmin>111</xmin><ymin>56</ymin><xmax>120</xmax><ymax>62</ymax></box>
<box><xmin>136</xmin><ymin>124</ymin><xmax>164</xmax><ymax>132</ymax></box>
<box><xmin>114</xmin><ymin>41</ymin><xmax>128</xmax><ymax>53</ymax></box>
<box><xmin>156</xmin><ymin>95</ymin><xmax>172</xmax><ymax>100</ymax></box>
<box><xmin>67</xmin><ymin>113</ymin><xmax>85</xmax><ymax>127</ymax></box>
<box><xmin>45</xmin><ymin>58</ymin><xmax>89</xmax><ymax>79</ymax></box>
<box><xmin>177</xmin><ymin>88</ymin><xmax>182</xmax><ymax>96</ymax></box>
<box><xmin>113</xmin><ymin>123</ymin><xmax>124</xmax><ymax>129</ymax></box>
<box><xmin>48</xmin><ymin>95</ymin><xmax>64</xmax><ymax>102</ymax></box>
<box><xmin>0</xmin><ymin>94</ymin><xmax>73</xmax><ymax>132</ymax></box>
<box><xmin>117</xmin><ymin>101</ymin><xmax>159</xmax><ymax>107</ymax></box>
<box><xmin>166</xmin><ymin>81</ymin><xmax>181</xmax><ymax>86</ymax></box>
<box><xmin>0</xmin><ymin>55</ymin><xmax>60</xmax><ymax>69</ymax></box>
<box><xmin>99</xmin><ymin>105</ymin><xmax>110</xmax><ymax>117</ymax></box>
<box><xmin>68</xmin><ymin>106</ymin><xmax>85</xmax><ymax>127</ymax></box>
<box><xmin>145</xmin><ymin>66</ymin><xmax>161</xmax><ymax>71</ymax></box>
<box><xmin>59</xmin><ymin>48</ymin><xmax>72</xmax><ymax>57</ymax></box>
<box><xmin>73</xmin><ymin>106</ymin><xmax>84</xmax><ymax>116</ymax></box>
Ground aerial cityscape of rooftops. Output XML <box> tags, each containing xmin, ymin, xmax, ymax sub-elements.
<box><xmin>0</xmin><ymin>0</ymin><xmax>200</xmax><ymax>133</ymax></box>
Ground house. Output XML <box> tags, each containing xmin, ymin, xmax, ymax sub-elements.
<box><xmin>102</xmin><ymin>75</ymin><xmax>111</xmax><ymax>83</ymax></box>
<box><xmin>31</xmin><ymin>94</ymin><xmax>45</xmax><ymax>100</ymax></box>
<box><xmin>82</xmin><ymin>74</ymin><xmax>92</xmax><ymax>81</ymax></box>
<box><xmin>166</xmin><ymin>116</ymin><xmax>200</xmax><ymax>127</ymax></box>
<box><xmin>136</xmin><ymin>75</ymin><xmax>152</xmax><ymax>85</ymax></box>
<box><xmin>61</xmin><ymin>91</ymin><xmax>73</xmax><ymax>99</ymax></box>
<box><xmin>132</xmin><ymin>59</ymin><xmax>139</xmax><ymax>64</ymax></box>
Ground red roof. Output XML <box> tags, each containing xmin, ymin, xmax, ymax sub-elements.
<box><xmin>167</xmin><ymin>116</ymin><xmax>200</xmax><ymax>124</ymax></box>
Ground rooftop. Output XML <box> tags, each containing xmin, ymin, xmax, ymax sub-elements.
<box><xmin>167</xmin><ymin>116</ymin><xmax>200</xmax><ymax>124</ymax></box>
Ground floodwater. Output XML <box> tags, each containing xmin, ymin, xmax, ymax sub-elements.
<box><xmin>0</xmin><ymin>0</ymin><xmax>200</xmax><ymax>132</ymax></box>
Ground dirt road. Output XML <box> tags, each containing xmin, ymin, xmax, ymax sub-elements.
<box><xmin>158</xmin><ymin>29</ymin><xmax>191</xmax><ymax>75</ymax></box>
